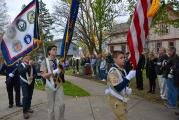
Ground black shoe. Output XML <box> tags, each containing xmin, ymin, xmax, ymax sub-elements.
<box><xmin>23</xmin><ymin>113</ymin><xmax>29</xmax><ymax>119</ymax></box>
<box><xmin>16</xmin><ymin>104</ymin><xmax>23</xmax><ymax>107</ymax></box>
<box><xmin>9</xmin><ymin>104</ymin><xmax>13</xmax><ymax>108</ymax></box>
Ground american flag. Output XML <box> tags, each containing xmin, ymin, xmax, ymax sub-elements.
<box><xmin>127</xmin><ymin>0</ymin><xmax>152</xmax><ymax>68</ymax></box>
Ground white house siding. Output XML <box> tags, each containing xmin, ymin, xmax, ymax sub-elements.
<box><xmin>109</xmin><ymin>23</ymin><xmax>179</xmax><ymax>55</ymax></box>
<box><xmin>175</xmin><ymin>40</ymin><xmax>179</xmax><ymax>54</ymax></box>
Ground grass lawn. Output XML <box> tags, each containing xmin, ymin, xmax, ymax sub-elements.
<box><xmin>35</xmin><ymin>80</ymin><xmax>90</xmax><ymax>97</ymax></box>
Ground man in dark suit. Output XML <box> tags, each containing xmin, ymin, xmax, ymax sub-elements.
<box><xmin>136</xmin><ymin>54</ymin><xmax>145</xmax><ymax>90</ymax></box>
<box><xmin>0</xmin><ymin>62</ymin><xmax>22</xmax><ymax>108</ymax></box>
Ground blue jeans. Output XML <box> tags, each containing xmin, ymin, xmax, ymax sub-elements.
<box><xmin>167</xmin><ymin>78</ymin><xmax>177</xmax><ymax>107</ymax></box>
<box><xmin>99</xmin><ymin>69</ymin><xmax>106</xmax><ymax>80</ymax></box>
<box><xmin>20</xmin><ymin>80</ymin><xmax>34</xmax><ymax>113</ymax></box>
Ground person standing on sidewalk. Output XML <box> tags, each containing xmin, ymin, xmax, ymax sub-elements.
<box><xmin>0</xmin><ymin>61</ymin><xmax>22</xmax><ymax>108</ymax></box>
<box><xmin>105</xmin><ymin>51</ymin><xmax>136</xmax><ymax>120</ymax></box>
<box><xmin>90</xmin><ymin>54</ymin><xmax>97</xmax><ymax>77</ymax></box>
<box><xmin>99</xmin><ymin>55</ymin><xmax>107</xmax><ymax>81</ymax></box>
<box><xmin>18</xmin><ymin>55</ymin><xmax>37</xmax><ymax>119</ymax></box>
<box><xmin>163</xmin><ymin>47</ymin><xmax>179</xmax><ymax>108</ymax></box>
<box><xmin>136</xmin><ymin>54</ymin><xmax>145</xmax><ymax>90</ymax></box>
<box><xmin>40</xmin><ymin>45</ymin><xmax>65</xmax><ymax>120</ymax></box>
<box><xmin>155</xmin><ymin>47</ymin><xmax>168</xmax><ymax>99</ymax></box>
<box><xmin>146</xmin><ymin>52</ymin><xmax>157</xmax><ymax>94</ymax></box>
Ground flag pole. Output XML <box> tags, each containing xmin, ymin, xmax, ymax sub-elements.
<box><xmin>37</xmin><ymin>0</ymin><xmax>48</xmax><ymax>71</ymax></box>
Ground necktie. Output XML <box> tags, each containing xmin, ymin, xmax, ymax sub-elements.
<box><xmin>52</xmin><ymin>59</ymin><xmax>57</xmax><ymax>87</ymax></box>
<box><xmin>52</xmin><ymin>59</ymin><xmax>57</xmax><ymax>70</ymax></box>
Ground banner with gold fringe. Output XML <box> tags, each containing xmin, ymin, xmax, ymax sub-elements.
<box><xmin>1</xmin><ymin>0</ymin><xmax>40</xmax><ymax>66</ymax></box>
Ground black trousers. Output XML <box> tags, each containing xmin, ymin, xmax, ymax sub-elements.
<box><xmin>136</xmin><ymin>70</ymin><xmax>143</xmax><ymax>89</ymax></box>
<box><xmin>6</xmin><ymin>76</ymin><xmax>21</xmax><ymax>106</ymax></box>
<box><xmin>149</xmin><ymin>78</ymin><xmax>156</xmax><ymax>92</ymax></box>
<box><xmin>20</xmin><ymin>80</ymin><xmax>34</xmax><ymax>113</ymax></box>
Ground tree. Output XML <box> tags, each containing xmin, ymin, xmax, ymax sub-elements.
<box><xmin>39</xmin><ymin>0</ymin><xmax>54</xmax><ymax>41</ymax></box>
<box><xmin>152</xmin><ymin>0</ymin><xmax>179</xmax><ymax>28</ymax></box>
<box><xmin>0</xmin><ymin>0</ymin><xmax>9</xmax><ymax>34</ymax></box>
<box><xmin>126</xmin><ymin>0</ymin><xmax>179</xmax><ymax>29</ymax></box>
<box><xmin>52</xmin><ymin>0</ymin><xmax>127</xmax><ymax>55</ymax></box>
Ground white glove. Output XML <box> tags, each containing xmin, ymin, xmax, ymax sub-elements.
<box><xmin>122</xmin><ymin>97</ymin><xmax>129</xmax><ymax>103</ymax></box>
<box><xmin>53</xmin><ymin>68</ymin><xmax>60</xmax><ymax>75</ymax></box>
<box><xmin>126</xmin><ymin>70</ymin><xmax>136</xmax><ymax>81</ymax></box>
<box><xmin>9</xmin><ymin>73</ymin><xmax>14</xmax><ymax>78</ymax></box>
<box><xmin>105</xmin><ymin>88</ymin><xmax>110</xmax><ymax>95</ymax></box>
<box><xmin>126</xmin><ymin>87</ymin><xmax>132</xmax><ymax>95</ymax></box>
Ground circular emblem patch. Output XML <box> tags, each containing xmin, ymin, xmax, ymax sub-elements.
<box><xmin>24</xmin><ymin>34</ymin><xmax>32</xmax><ymax>44</ymax></box>
<box><xmin>16</xmin><ymin>19</ymin><xmax>27</xmax><ymax>32</ymax></box>
<box><xmin>12</xmin><ymin>40</ymin><xmax>22</xmax><ymax>52</ymax></box>
<box><xmin>6</xmin><ymin>26</ymin><xmax>16</xmax><ymax>39</ymax></box>
<box><xmin>27</xmin><ymin>10</ymin><xmax>35</xmax><ymax>24</ymax></box>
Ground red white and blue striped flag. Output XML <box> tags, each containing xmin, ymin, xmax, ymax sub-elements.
<box><xmin>127</xmin><ymin>0</ymin><xmax>152</xmax><ymax>68</ymax></box>
<box><xmin>1</xmin><ymin>0</ymin><xmax>39</xmax><ymax>65</ymax></box>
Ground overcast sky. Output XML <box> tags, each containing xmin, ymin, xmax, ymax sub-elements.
<box><xmin>5</xmin><ymin>0</ymin><xmax>128</xmax><ymax>38</ymax></box>
<box><xmin>6</xmin><ymin>0</ymin><xmax>56</xmax><ymax>21</ymax></box>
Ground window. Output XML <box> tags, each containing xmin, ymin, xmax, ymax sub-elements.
<box><xmin>156</xmin><ymin>42</ymin><xmax>162</xmax><ymax>52</ymax></box>
<box><xmin>121</xmin><ymin>44</ymin><xmax>126</xmax><ymax>53</ymax></box>
<box><xmin>168</xmin><ymin>41</ymin><xmax>175</xmax><ymax>48</ymax></box>
<box><xmin>110</xmin><ymin>46</ymin><xmax>114</xmax><ymax>53</ymax></box>
<box><xmin>159</xmin><ymin>24</ymin><xmax>169</xmax><ymax>35</ymax></box>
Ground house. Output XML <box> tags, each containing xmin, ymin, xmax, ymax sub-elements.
<box><xmin>148</xmin><ymin>25</ymin><xmax>179</xmax><ymax>53</ymax></box>
<box><xmin>108</xmin><ymin>23</ymin><xmax>129</xmax><ymax>53</ymax></box>
<box><xmin>108</xmin><ymin>5</ymin><xmax>179</xmax><ymax>54</ymax></box>
<box><xmin>108</xmin><ymin>23</ymin><xmax>179</xmax><ymax>54</ymax></box>
<box><xmin>53</xmin><ymin>39</ymin><xmax>80</xmax><ymax>58</ymax></box>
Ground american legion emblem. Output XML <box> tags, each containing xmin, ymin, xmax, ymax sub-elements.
<box><xmin>16</xmin><ymin>19</ymin><xmax>27</xmax><ymax>32</ymax></box>
<box><xmin>27</xmin><ymin>10</ymin><xmax>35</xmax><ymax>24</ymax></box>
<box><xmin>6</xmin><ymin>26</ymin><xmax>16</xmax><ymax>39</ymax></box>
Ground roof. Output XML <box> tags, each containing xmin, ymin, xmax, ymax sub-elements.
<box><xmin>110</xmin><ymin>23</ymin><xmax>129</xmax><ymax>35</ymax></box>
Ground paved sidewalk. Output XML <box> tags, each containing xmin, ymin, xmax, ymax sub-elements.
<box><xmin>0</xmin><ymin>75</ymin><xmax>178</xmax><ymax>120</ymax></box>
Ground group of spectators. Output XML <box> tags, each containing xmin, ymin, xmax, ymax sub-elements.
<box><xmin>69</xmin><ymin>53</ymin><xmax>114</xmax><ymax>81</ymax></box>
<box><xmin>145</xmin><ymin>47</ymin><xmax>179</xmax><ymax>110</ymax></box>
<box><xmin>69</xmin><ymin>46</ymin><xmax>179</xmax><ymax>110</ymax></box>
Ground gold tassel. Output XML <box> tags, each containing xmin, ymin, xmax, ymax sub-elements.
<box><xmin>147</xmin><ymin>0</ymin><xmax>160</xmax><ymax>17</ymax></box>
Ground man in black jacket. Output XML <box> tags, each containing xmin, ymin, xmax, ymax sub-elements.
<box><xmin>18</xmin><ymin>55</ymin><xmax>37</xmax><ymax>119</ymax></box>
<box><xmin>163</xmin><ymin>47</ymin><xmax>178</xmax><ymax>108</ymax></box>
<box><xmin>136</xmin><ymin>54</ymin><xmax>145</xmax><ymax>90</ymax></box>
<box><xmin>0</xmin><ymin>62</ymin><xmax>22</xmax><ymax>108</ymax></box>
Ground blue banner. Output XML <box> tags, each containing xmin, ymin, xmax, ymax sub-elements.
<box><xmin>60</xmin><ymin>0</ymin><xmax>80</xmax><ymax>59</ymax></box>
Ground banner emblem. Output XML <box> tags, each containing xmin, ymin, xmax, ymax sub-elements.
<box><xmin>6</xmin><ymin>26</ymin><xmax>16</xmax><ymax>39</ymax></box>
<box><xmin>16</xmin><ymin>19</ymin><xmax>27</xmax><ymax>32</ymax></box>
<box><xmin>13</xmin><ymin>40</ymin><xmax>22</xmax><ymax>52</ymax></box>
<box><xmin>27</xmin><ymin>10</ymin><xmax>35</xmax><ymax>24</ymax></box>
<box><xmin>24</xmin><ymin>34</ymin><xmax>32</xmax><ymax>44</ymax></box>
